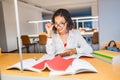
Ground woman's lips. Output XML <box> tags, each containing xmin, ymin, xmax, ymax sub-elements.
<box><xmin>58</xmin><ymin>27</ymin><xmax>64</xmax><ymax>32</ymax></box>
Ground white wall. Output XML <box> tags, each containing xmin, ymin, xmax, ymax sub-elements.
<box><xmin>0</xmin><ymin>1</ymin><xmax>7</xmax><ymax>52</ymax></box>
<box><xmin>98</xmin><ymin>0</ymin><xmax>120</xmax><ymax>45</ymax></box>
<box><xmin>91</xmin><ymin>3</ymin><xmax>98</xmax><ymax>30</ymax></box>
<box><xmin>2</xmin><ymin>0</ymin><xmax>43</xmax><ymax>52</ymax></box>
<box><xmin>2</xmin><ymin>0</ymin><xmax>17</xmax><ymax>52</ymax></box>
<box><xmin>18</xmin><ymin>2</ymin><xmax>43</xmax><ymax>35</ymax></box>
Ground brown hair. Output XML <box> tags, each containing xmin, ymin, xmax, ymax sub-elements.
<box><xmin>52</xmin><ymin>9</ymin><xmax>74</xmax><ymax>33</ymax></box>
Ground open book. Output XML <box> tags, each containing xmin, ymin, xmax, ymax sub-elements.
<box><xmin>7</xmin><ymin>54</ymin><xmax>97</xmax><ymax>76</ymax></box>
<box><xmin>6</xmin><ymin>58</ymin><xmax>41</xmax><ymax>72</ymax></box>
<box><xmin>32</xmin><ymin>55</ymin><xmax>74</xmax><ymax>71</ymax></box>
<box><xmin>49</xmin><ymin>59</ymin><xmax>97</xmax><ymax>76</ymax></box>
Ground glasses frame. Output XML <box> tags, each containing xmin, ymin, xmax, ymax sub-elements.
<box><xmin>54</xmin><ymin>22</ymin><xmax>67</xmax><ymax>28</ymax></box>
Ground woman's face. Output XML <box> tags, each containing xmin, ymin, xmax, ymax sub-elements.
<box><xmin>54</xmin><ymin>16</ymin><xmax>67</xmax><ymax>33</ymax></box>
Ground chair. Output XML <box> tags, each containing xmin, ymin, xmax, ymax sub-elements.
<box><xmin>0</xmin><ymin>48</ymin><xmax>1</xmax><ymax>55</ymax></box>
<box><xmin>92</xmin><ymin>32</ymin><xmax>99</xmax><ymax>44</ymax></box>
<box><xmin>21</xmin><ymin>35</ymin><xmax>36</xmax><ymax>53</ymax></box>
<box><xmin>92</xmin><ymin>28</ymin><xmax>96</xmax><ymax>32</ymax></box>
<box><xmin>38</xmin><ymin>34</ymin><xmax>47</xmax><ymax>53</ymax></box>
<box><xmin>80</xmin><ymin>28</ymin><xmax>86</xmax><ymax>32</ymax></box>
<box><xmin>92</xmin><ymin>32</ymin><xmax>99</xmax><ymax>50</ymax></box>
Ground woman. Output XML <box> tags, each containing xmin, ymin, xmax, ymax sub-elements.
<box><xmin>45</xmin><ymin>9</ymin><xmax>93</xmax><ymax>57</ymax></box>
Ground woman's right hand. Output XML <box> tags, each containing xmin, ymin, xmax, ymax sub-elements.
<box><xmin>45</xmin><ymin>22</ymin><xmax>54</xmax><ymax>37</ymax></box>
<box><xmin>45</xmin><ymin>22</ymin><xmax>54</xmax><ymax>33</ymax></box>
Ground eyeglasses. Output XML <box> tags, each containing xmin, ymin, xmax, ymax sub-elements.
<box><xmin>54</xmin><ymin>22</ymin><xmax>66</xmax><ymax>28</ymax></box>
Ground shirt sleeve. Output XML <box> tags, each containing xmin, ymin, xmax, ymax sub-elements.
<box><xmin>75</xmin><ymin>30</ymin><xmax>93</xmax><ymax>54</ymax></box>
<box><xmin>46</xmin><ymin>38</ymin><xmax>56</xmax><ymax>54</ymax></box>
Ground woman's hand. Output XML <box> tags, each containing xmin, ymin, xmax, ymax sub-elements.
<box><xmin>56</xmin><ymin>49</ymin><xmax>74</xmax><ymax>57</ymax></box>
<box><xmin>45</xmin><ymin>22</ymin><xmax>54</xmax><ymax>37</ymax></box>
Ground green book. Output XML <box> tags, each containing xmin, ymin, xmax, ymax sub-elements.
<box><xmin>93</xmin><ymin>54</ymin><xmax>112</xmax><ymax>64</ymax></box>
<box><xmin>93</xmin><ymin>50</ymin><xmax>120</xmax><ymax>59</ymax></box>
<box><xmin>93</xmin><ymin>50</ymin><xmax>120</xmax><ymax>64</ymax></box>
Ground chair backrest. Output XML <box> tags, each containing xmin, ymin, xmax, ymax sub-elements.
<box><xmin>39</xmin><ymin>34</ymin><xmax>47</xmax><ymax>45</ymax></box>
<box><xmin>80</xmin><ymin>28</ymin><xmax>86</xmax><ymax>32</ymax></box>
<box><xmin>92</xmin><ymin>28</ymin><xmax>96</xmax><ymax>32</ymax></box>
<box><xmin>21</xmin><ymin>35</ymin><xmax>31</xmax><ymax>46</ymax></box>
<box><xmin>0</xmin><ymin>48</ymin><xmax>1</xmax><ymax>54</ymax></box>
<box><xmin>92</xmin><ymin>31</ymin><xmax>99</xmax><ymax>44</ymax></box>
<box><xmin>100</xmin><ymin>41</ymin><xmax>120</xmax><ymax>50</ymax></box>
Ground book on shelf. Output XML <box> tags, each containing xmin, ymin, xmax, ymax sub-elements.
<box><xmin>6</xmin><ymin>54</ymin><xmax>97</xmax><ymax>76</ymax></box>
<box><xmin>93</xmin><ymin>50</ymin><xmax>120</xmax><ymax>64</ymax></box>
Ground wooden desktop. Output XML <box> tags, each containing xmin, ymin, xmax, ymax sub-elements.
<box><xmin>0</xmin><ymin>53</ymin><xmax>120</xmax><ymax>80</ymax></box>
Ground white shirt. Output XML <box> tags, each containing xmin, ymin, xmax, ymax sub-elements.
<box><xmin>46</xmin><ymin>29</ymin><xmax>93</xmax><ymax>55</ymax></box>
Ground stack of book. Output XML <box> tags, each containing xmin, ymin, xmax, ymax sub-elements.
<box><xmin>93</xmin><ymin>50</ymin><xmax>120</xmax><ymax>64</ymax></box>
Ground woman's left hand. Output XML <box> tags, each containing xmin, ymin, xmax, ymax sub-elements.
<box><xmin>56</xmin><ymin>49</ymin><xmax>73</xmax><ymax>57</ymax></box>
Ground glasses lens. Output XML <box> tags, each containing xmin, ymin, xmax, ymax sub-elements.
<box><xmin>54</xmin><ymin>24</ymin><xmax>58</xmax><ymax>27</ymax></box>
<box><xmin>54</xmin><ymin>22</ymin><xmax>66</xmax><ymax>28</ymax></box>
<box><xmin>59</xmin><ymin>23</ymin><xmax>64</xmax><ymax>27</ymax></box>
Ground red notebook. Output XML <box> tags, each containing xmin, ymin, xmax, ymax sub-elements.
<box><xmin>32</xmin><ymin>55</ymin><xmax>74</xmax><ymax>71</ymax></box>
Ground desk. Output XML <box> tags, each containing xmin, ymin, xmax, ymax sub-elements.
<box><xmin>28</xmin><ymin>34</ymin><xmax>39</xmax><ymax>38</ymax></box>
<box><xmin>28</xmin><ymin>34</ymin><xmax>39</xmax><ymax>45</ymax></box>
<box><xmin>29</xmin><ymin>32</ymin><xmax>46</xmax><ymax>38</ymax></box>
<box><xmin>17</xmin><ymin>34</ymin><xmax>39</xmax><ymax>51</ymax></box>
<box><xmin>80</xmin><ymin>32</ymin><xmax>93</xmax><ymax>37</ymax></box>
<box><xmin>0</xmin><ymin>53</ymin><xmax>120</xmax><ymax>80</ymax></box>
